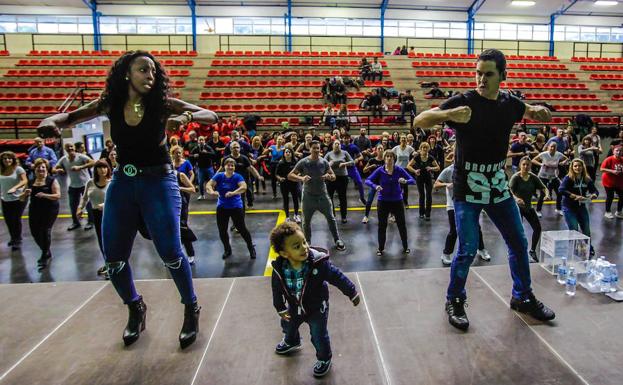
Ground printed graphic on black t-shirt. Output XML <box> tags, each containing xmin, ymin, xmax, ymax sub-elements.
<box><xmin>439</xmin><ymin>90</ymin><xmax>526</xmax><ymax>204</ymax></box>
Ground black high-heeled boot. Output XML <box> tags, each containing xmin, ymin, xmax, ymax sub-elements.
<box><xmin>179</xmin><ymin>302</ymin><xmax>201</xmax><ymax>349</ymax></box>
<box><xmin>123</xmin><ymin>296</ymin><xmax>147</xmax><ymax>346</ymax></box>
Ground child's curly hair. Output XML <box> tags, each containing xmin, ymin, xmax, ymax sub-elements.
<box><xmin>270</xmin><ymin>221</ymin><xmax>303</xmax><ymax>254</ymax></box>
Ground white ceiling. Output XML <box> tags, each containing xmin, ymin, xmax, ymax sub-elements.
<box><xmin>0</xmin><ymin>0</ymin><xmax>621</xmax><ymax>16</ymax></box>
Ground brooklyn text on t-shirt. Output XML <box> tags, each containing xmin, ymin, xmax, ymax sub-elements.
<box><xmin>463</xmin><ymin>160</ymin><xmax>506</xmax><ymax>173</ymax></box>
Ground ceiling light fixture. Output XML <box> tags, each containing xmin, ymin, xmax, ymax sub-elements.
<box><xmin>511</xmin><ymin>0</ymin><xmax>536</xmax><ymax>7</ymax></box>
<box><xmin>594</xmin><ymin>1</ymin><xmax>618</xmax><ymax>6</ymax></box>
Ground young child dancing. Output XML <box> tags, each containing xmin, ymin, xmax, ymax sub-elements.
<box><xmin>269</xmin><ymin>221</ymin><xmax>360</xmax><ymax>378</ymax></box>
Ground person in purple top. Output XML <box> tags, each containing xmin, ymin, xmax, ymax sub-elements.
<box><xmin>206</xmin><ymin>157</ymin><xmax>256</xmax><ymax>260</ymax></box>
<box><xmin>365</xmin><ymin>150</ymin><xmax>415</xmax><ymax>256</ymax></box>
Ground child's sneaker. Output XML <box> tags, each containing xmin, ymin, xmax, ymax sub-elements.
<box><xmin>604</xmin><ymin>212</ymin><xmax>615</xmax><ymax>219</ymax></box>
<box><xmin>441</xmin><ymin>253</ymin><xmax>453</xmax><ymax>266</ymax></box>
<box><xmin>312</xmin><ymin>359</ymin><xmax>332</xmax><ymax>378</ymax></box>
<box><xmin>477</xmin><ymin>248</ymin><xmax>491</xmax><ymax>261</ymax></box>
<box><xmin>362</xmin><ymin>216</ymin><xmax>369</xmax><ymax>224</ymax></box>
<box><xmin>275</xmin><ymin>338</ymin><xmax>301</xmax><ymax>355</ymax></box>
<box><xmin>335</xmin><ymin>239</ymin><xmax>346</xmax><ymax>251</ymax></box>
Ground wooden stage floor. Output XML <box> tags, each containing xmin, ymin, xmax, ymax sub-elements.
<box><xmin>1</xmin><ymin>264</ymin><xmax>621</xmax><ymax>385</ymax></box>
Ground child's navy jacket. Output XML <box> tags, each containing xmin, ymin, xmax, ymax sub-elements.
<box><xmin>271</xmin><ymin>247</ymin><xmax>358</xmax><ymax>316</ymax></box>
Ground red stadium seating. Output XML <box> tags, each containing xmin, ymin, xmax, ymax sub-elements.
<box><xmin>0</xmin><ymin>105</ymin><xmax>64</xmax><ymax>114</ymax></box>
<box><xmin>214</xmin><ymin>50</ymin><xmax>383</xmax><ymax>58</ymax></box>
<box><xmin>415</xmin><ymin>70</ymin><xmax>576</xmax><ymax>79</ymax></box>
<box><xmin>600</xmin><ymin>83</ymin><xmax>623</xmax><ymax>90</ymax></box>
<box><xmin>27</xmin><ymin>50</ymin><xmax>197</xmax><ymax>57</ymax></box>
<box><xmin>199</xmin><ymin>91</ymin><xmax>366</xmax><ymax>100</ymax></box>
<box><xmin>0</xmin><ymin>80</ymin><xmax>183</xmax><ymax>88</ymax></box>
<box><xmin>523</xmin><ymin>93</ymin><xmax>598</xmax><ymax>100</ymax></box>
<box><xmin>4</xmin><ymin>69</ymin><xmax>189</xmax><ymax>77</ymax></box>
<box><xmin>438</xmin><ymin>81</ymin><xmax>587</xmax><ymax>89</ymax></box>
<box><xmin>412</xmin><ymin>61</ymin><xmax>566</xmax><ymax>70</ymax></box>
<box><xmin>590</xmin><ymin>74</ymin><xmax>623</xmax><ymax>80</ymax></box>
<box><xmin>203</xmin><ymin>80</ymin><xmax>392</xmax><ymax>88</ymax></box>
<box><xmin>206</xmin><ymin>69</ymin><xmax>389</xmax><ymax>77</ymax></box>
<box><xmin>210</xmin><ymin>59</ymin><xmax>386</xmax><ymax>67</ymax></box>
<box><xmin>408</xmin><ymin>53</ymin><xmax>558</xmax><ymax>61</ymax></box>
<box><xmin>524</xmin><ymin>116</ymin><xmax>619</xmax><ymax>125</ymax></box>
<box><xmin>580</xmin><ymin>65</ymin><xmax>623</xmax><ymax>71</ymax></box>
<box><xmin>572</xmin><ymin>57</ymin><xmax>623</xmax><ymax>63</ymax></box>
<box><xmin>16</xmin><ymin>59</ymin><xmax>193</xmax><ymax>67</ymax></box>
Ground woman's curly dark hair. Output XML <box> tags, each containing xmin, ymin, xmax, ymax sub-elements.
<box><xmin>98</xmin><ymin>50</ymin><xmax>171</xmax><ymax>123</ymax></box>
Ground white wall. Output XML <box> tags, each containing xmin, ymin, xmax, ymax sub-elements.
<box><xmin>2</xmin><ymin>4</ymin><xmax>623</xmax><ymax>31</ymax></box>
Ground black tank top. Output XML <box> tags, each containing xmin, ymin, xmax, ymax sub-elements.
<box><xmin>29</xmin><ymin>176</ymin><xmax>59</xmax><ymax>211</ymax></box>
<box><xmin>109</xmin><ymin>109</ymin><xmax>171</xmax><ymax>167</ymax></box>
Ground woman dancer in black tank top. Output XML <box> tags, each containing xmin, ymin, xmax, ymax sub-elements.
<box><xmin>36</xmin><ymin>50</ymin><xmax>218</xmax><ymax>349</ymax></box>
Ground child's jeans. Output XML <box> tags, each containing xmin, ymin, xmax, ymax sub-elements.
<box><xmin>280</xmin><ymin>302</ymin><xmax>331</xmax><ymax>361</ymax></box>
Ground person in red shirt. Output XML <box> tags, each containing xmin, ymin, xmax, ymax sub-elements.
<box><xmin>600</xmin><ymin>145</ymin><xmax>623</xmax><ymax>219</ymax></box>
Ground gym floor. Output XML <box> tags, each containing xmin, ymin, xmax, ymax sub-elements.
<box><xmin>0</xmin><ymin>265</ymin><xmax>620</xmax><ymax>384</ymax></box>
<box><xmin>0</xmin><ymin>177</ymin><xmax>621</xmax><ymax>284</ymax></box>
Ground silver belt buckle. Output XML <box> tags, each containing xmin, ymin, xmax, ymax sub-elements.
<box><xmin>122</xmin><ymin>164</ymin><xmax>138</xmax><ymax>177</ymax></box>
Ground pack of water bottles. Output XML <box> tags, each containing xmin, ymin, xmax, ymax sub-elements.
<box><xmin>581</xmin><ymin>256</ymin><xmax>620</xmax><ymax>294</ymax></box>
<box><xmin>556</xmin><ymin>256</ymin><xmax>620</xmax><ymax>297</ymax></box>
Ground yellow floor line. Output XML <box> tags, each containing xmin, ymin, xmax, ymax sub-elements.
<box><xmin>0</xmin><ymin>199</ymin><xmax>615</xmax><ymax>220</ymax></box>
<box><xmin>263</xmin><ymin>210</ymin><xmax>287</xmax><ymax>277</ymax></box>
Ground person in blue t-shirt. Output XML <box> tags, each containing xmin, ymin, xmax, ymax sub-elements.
<box><xmin>206</xmin><ymin>157</ymin><xmax>256</xmax><ymax>260</ymax></box>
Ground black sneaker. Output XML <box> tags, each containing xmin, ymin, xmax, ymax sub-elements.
<box><xmin>249</xmin><ymin>245</ymin><xmax>257</xmax><ymax>259</ymax></box>
<box><xmin>445</xmin><ymin>298</ymin><xmax>469</xmax><ymax>331</ymax></box>
<box><xmin>84</xmin><ymin>223</ymin><xmax>94</xmax><ymax>231</ymax></box>
<box><xmin>313</xmin><ymin>359</ymin><xmax>332</xmax><ymax>378</ymax></box>
<box><xmin>510</xmin><ymin>294</ymin><xmax>555</xmax><ymax>322</ymax></box>
<box><xmin>222</xmin><ymin>250</ymin><xmax>232</xmax><ymax>259</ymax></box>
<box><xmin>529</xmin><ymin>250</ymin><xmax>539</xmax><ymax>263</ymax></box>
<box><xmin>275</xmin><ymin>338</ymin><xmax>301</xmax><ymax>355</ymax></box>
<box><xmin>67</xmin><ymin>223</ymin><xmax>81</xmax><ymax>231</ymax></box>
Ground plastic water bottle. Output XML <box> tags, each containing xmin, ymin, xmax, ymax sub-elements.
<box><xmin>557</xmin><ymin>257</ymin><xmax>568</xmax><ymax>285</ymax></box>
<box><xmin>566</xmin><ymin>267</ymin><xmax>577</xmax><ymax>296</ymax></box>
<box><xmin>609</xmin><ymin>264</ymin><xmax>619</xmax><ymax>292</ymax></box>
<box><xmin>600</xmin><ymin>263</ymin><xmax>611</xmax><ymax>293</ymax></box>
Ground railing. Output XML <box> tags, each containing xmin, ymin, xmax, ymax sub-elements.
<box><xmin>30</xmin><ymin>33</ymin><xmax>193</xmax><ymax>52</ymax></box>
<box><xmin>0</xmin><ymin>34</ymin><xmax>5</xmax><ymax>51</ymax></box>
<box><xmin>572</xmin><ymin>42</ymin><xmax>623</xmax><ymax>58</ymax></box>
<box><xmin>59</xmin><ymin>82</ymin><xmax>92</xmax><ymax>113</ymax></box>
<box><xmin>0</xmin><ymin>83</ymin><xmax>94</xmax><ymax>139</ymax></box>
<box><xmin>218</xmin><ymin>35</ymin><xmax>381</xmax><ymax>53</ymax></box>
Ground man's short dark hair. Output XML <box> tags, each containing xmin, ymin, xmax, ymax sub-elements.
<box><xmin>478</xmin><ymin>48</ymin><xmax>506</xmax><ymax>74</ymax></box>
<box><xmin>310</xmin><ymin>140</ymin><xmax>321</xmax><ymax>147</ymax></box>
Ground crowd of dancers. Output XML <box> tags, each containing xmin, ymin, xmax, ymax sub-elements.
<box><xmin>0</xmin><ymin>48</ymin><xmax>622</xmax><ymax>378</ymax></box>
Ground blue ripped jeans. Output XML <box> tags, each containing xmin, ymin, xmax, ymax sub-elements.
<box><xmin>562</xmin><ymin>205</ymin><xmax>594</xmax><ymax>255</ymax></box>
<box><xmin>281</xmin><ymin>303</ymin><xmax>331</xmax><ymax>361</ymax></box>
<box><xmin>447</xmin><ymin>197</ymin><xmax>532</xmax><ymax>301</ymax></box>
<box><xmin>102</xmin><ymin>170</ymin><xmax>196</xmax><ymax>305</ymax></box>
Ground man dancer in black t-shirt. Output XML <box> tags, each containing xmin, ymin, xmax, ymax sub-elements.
<box><xmin>414</xmin><ymin>49</ymin><xmax>555</xmax><ymax>331</ymax></box>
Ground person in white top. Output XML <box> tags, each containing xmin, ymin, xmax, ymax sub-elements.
<box><xmin>531</xmin><ymin>141</ymin><xmax>568</xmax><ymax>217</ymax></box>
<box><xmin>434</xmin><ymin>163</ymin><xmax>490</xmax><ymax>265</ymax></box>
<box><xmin>0</xmin><ymin>151</ymin><xmax>28</xmax><ymax>249</ymax></box>
<box><xmin>78</xmin><ymin>159</ymin><xmax>111</xmax><ymax>278</ymax></box>
<box><xmin>53</xmin><ymin>142</ymin><xmax>95</xmax><ymax>230</ymax></box>
<box><xmin>392</xmin><ymin>135</ymin><xmax>415</xmax><ymax>207</ymax></box>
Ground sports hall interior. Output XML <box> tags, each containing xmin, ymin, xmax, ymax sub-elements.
<box><xmin>0</xmin><ymin>1</ymin><xmax>622</xmax><ymax>384</ymax></box>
